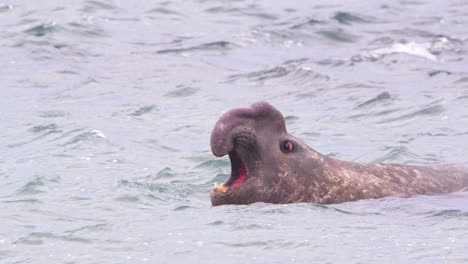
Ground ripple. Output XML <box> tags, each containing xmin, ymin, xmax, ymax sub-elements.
<box><xmin>217</xmin><ymin>239</ymin><xmax>312</xmax><ymax>249</ymax></box>
<box><xmin>284</xmin><ymin>115</ymin><xmax>299</xmax><ymax>123</ymax></box>
<box><xmin>427</xmin><ymin>70</ymin><xmax>452</xmax><ymax>77</ymax></box>
<box><xmin>354</xmin><ymin>92</ymin><xmax>393</xmax><ymax>109</ymax></box>
<box><xmin>231</xmin><ymin>66</ymin><xmax>288</xmax><ymax>81</ymax></box>
<box><xmin>48</xmin><ymin>128</ymin><xmax>84</xmax><ymax>142</ymax></box>
<box><xmin>157</xmin><ymin>41</ymin><xmax>232</xmax><ymax>54</ymax></box>
<box><xmin>15</xmin><ymin>232</ymin><xmax>91</xmax><ymax>245</ymax></box>
<box><xmin>204</xmin><ymin>5</ymin><xmax>277</xmax><ymax>20</ymax></box>
<box><xmin>242</xmin><ymin>12</ymin><xmax>277</xmax><ymax>20</ymax></box>
<box><xmin>231</xmin><ymin>223</ymin><xmax>274</xmax><ymax>231</ymax></box>
<box><xmin>0</xmin><ymin>250</ymin><xmax>14</xmax><ymax>260</ymax></box>
<box><xmin>196</xmin><ymin>159</ymin><xmax>230</xmax><ymax>169</ymax></box>
<box><xmin>373</xmin><ymin>146</ymin><xmax>419</xmax><ymax>163</ymax></box>
<box><xmin>259</xmin><ymin>206</ymin><xmax>294</xmax><ymax>215</ymax></box>
<box><xmin>455</xmin><ymin>77</ymin><xmax>468</xmax><ymax>83</ymax></box>
<box><xmin>10</xmin><ymin>176</ymin><xmax>60</xmax><ymax>197</ymax></box>
<box><xmin>8</xmin><ymin>124</ymin><xmax>62</xmax><ymax>148</ymax></box>
<box><xmin>24</xmin><ymin>23</ymin><xmax>58</xmax><ymax>37</ymax></box>
<box><xmin>392</xmin><ymin>27</ymin><xmax>437</xmax><ymax>38</ymax></box>
<box><xmin>165</xmin><ymin>86</ymin><xmax>199</xmax><ymax>98</ymax></box>
<box><xmin>317</xmin><ymin>29</ymin><xmax>358</xmax><ymax>43</ymax></box>
<box><xmin>3</xmin><ymin>198</ymin><xmax>42</xmax><ymax>204</ymax></box>
<box><xmin>144</xmin><ymin>139</ymin><xmax>179</xmax><ymax>152</ymax></box>
<box><xmin>228</xmin><ymin>60</ymin><xmax>329</xmax><ymax>84</ymax></box>
<box><xmin>332</xmin><ymin>11</ymin><xmax>374</xmax><ymax>25</ymax></box>
<box><xmin>378</xmin><ymin>105</ymin><xmax>444</xmax><ymax>123</ymax></box>
<box><xmin>57</xmin><ymin>69</ymin><xmax>79</xmax><ymax>75</ymax></box>
<box><xmin>12</xmin><ymin>178</ymin><xmax>45</xmax><ymax>196</ymax></box>
<box><xmin>147</xmin><ymin>7</ymin><xmax>180</xmax><ymax>15</ymax></box>
<box><xmin>207</xmin><ymin>220</ymin><xmax>224</xmax><ymax>226</ymax></box>
<box><xmin>30</xmin><ymin>124</ymin><xmax>60</xmax><ymax>133</ymax></box>
<box><xmin>172</xmin><ymin>205</ymin><xmax>193</xmax><ymax>211</ymax></box>
<box><xmin>349</xmin><ymin>108</ymin><xmax>400</xmax><ymax>120</ymax></box>
<box><xmin>114</xmin><ymin>195</ymin><xmax>140</xmax><ymax>203</ymax></box>
<box><xmin>216</xmin><ymin>241</ymin><xmax>268</xmax><ymax>248</ymax></box>
<box><xmin>118</xmin><ymin>179</ymin><xmax>194</xmax><ymax>201</ymax></box>
<box><xmin>290</xmin><ymin>18</ymin><xmax>326</xmax><ymax>29</ymax></box>
<box><xmin>60</xmin><ymin>130</ymin><xmax>107</xmax><ymax>147</ymax></box>
<box><xmin>81</xmin><ymin>0</ymin><xmax>118</xmax><ymax>13</ymax></box>
<box><xmin>300</xmin><ymin>132</ymin><xmax>321</xmax><ymax>138</ymax></box>
<box><xmin>0</xmin><ymin>4</ymin><xmax>13</xmax><ymax>13</ymax></box>
<box><xmin>455</xmin><ymin>95</ymin><xmax>468</xmax><ymax>101</ymax></box>
<box><xmin>65</xmin><ymin>223</ymin><xmax>111</xmax><ymax>234</ymax></box>
<box><xmin>155</xmin><ymin>167</ymin><xmax>176</xmax><ymax>179</ymax></box>
<box><xmin>315</xmin><ymin>58</ymin><xmax>349</xmax><ymax>67</ymax></box>
<box><xmin>426</xmin><ymin>209</ymin><xmax>468</xmax><ymax>219</ymax></box>
<box><xmin>453</xmin><ymin>131</ymin><xmax>468</xmax><ymax>136</ymax></box>
<box><xmin>67</xmin><ymin>22</ymin><xmax>107</xmax><ymax>38</ymax></box>
<box><xmin>129</xmin><ymin>105</ymin><xmax>157</xmax><ymax>116</ymax></box>
<box><xmin>204</xmin><ymin>6</ymin><xmax>240</xmax><ymax>13</ymax></box>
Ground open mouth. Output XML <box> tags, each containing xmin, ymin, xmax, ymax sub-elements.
<box><xmin>213</xmin><ymin>151</ymin><xmax>248</xmax><ymax>193</ymax></box>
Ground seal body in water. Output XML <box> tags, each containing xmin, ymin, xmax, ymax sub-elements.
<box><xmin>210</xmin><ymin>101</ymin><xmax>468</xmax><ymax>206</ymax></box>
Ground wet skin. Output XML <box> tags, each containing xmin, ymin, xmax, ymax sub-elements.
<box><xmin>210</xmin><ymin>102</ymin><xmax>468</xmax><ymax>206</ymax></box>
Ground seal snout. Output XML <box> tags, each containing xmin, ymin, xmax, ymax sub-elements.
<box><xmin>210</xmin><ymin>120</ymin><xmax>232</xmax><ymax>157</ymax></box>
<box><xmin>210</xmin><ymin>103</ymin><xmax>256</xmax><ymax>157</ymax></box>
<box><xmin>210</xmin><ymin>101</ymin><xmax>281</xmax><ymax>157</ymax></box>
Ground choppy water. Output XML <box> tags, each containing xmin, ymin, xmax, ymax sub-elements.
<box><xmin>1</xmin><ymin>0</ymin><xmax>468</xmax><ymax>263</ymax></box>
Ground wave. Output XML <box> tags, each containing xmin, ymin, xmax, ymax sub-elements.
<box><xmin>228</xmin><ymin>59</ymin><xmax>330</xmax><ymax>85</ymax></box>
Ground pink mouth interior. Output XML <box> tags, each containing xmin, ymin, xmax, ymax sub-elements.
<box><xmin>230</xmin><ymin>164</ymin><xmax>248</xmax><ymax>189</ymax></box>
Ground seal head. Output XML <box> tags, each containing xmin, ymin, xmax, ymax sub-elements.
<box><xmin>210</xmin><ymin>102</ymin><xmax>328</xmax><ymax>206</ymax></box>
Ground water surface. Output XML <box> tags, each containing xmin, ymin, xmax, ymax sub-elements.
<box><xmin>1</xmin><ymin>0</ymin><xmax>468</xmax><ymax>263</ymax></box>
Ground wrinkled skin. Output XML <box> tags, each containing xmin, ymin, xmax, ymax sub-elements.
<box><xmin>210</xmin><ymin>101</ymin><xmax>468</xmax><ymax>206</ymax></box>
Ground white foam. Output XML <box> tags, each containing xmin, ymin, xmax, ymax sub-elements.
<box><xmin>366</xmin><ymin>42</ymin><xmax>437</xmax><ymax>61</ymax></box>
<box><xmin>91</xmin><ymin>129</ymin><xmax>106</xmax><ymax>138</ymax></box>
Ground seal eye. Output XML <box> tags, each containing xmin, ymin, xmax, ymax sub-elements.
<box><xmin>281</xmin><ymin>140</ymin><xmax>294</xmax><ymax>153</ymax></box>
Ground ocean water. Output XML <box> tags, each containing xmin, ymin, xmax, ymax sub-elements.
<box><xmin>1</xmin><ymin>0</ymin><xmax>468</xmax><ymax>263</ymax></box>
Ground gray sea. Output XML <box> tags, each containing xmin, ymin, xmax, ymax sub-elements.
<box><xmin>2</xmin><ymin>0</ymin><xmax>468</xmax><ymax>263</ymax></box>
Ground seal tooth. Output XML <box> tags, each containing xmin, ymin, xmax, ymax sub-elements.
<box><xmin>213</xmin><ymin>182</ymin><xmax>228</xmax><ymax>193</ymax></box>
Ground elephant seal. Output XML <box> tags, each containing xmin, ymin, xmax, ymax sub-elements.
<box><xmin>210</xmin><ymin>101</ymin><xmax>468</xmax><ymax>206</ymax></box>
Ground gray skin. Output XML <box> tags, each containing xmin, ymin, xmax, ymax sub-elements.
<box><xmin>210</xmin><ymin>101</ymin><xmax>468</xmax><ymax>206</ymax></box>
